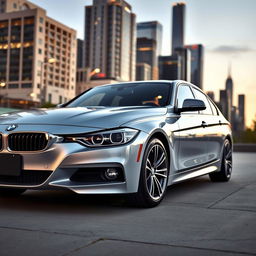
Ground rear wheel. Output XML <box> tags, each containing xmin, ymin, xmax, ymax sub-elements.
<box><xmin>209</xmin><ymin>139</ymin><xmax>232</xmax><ymax>182</ymax></box>
<box><xmin>0</xmin><ymin>188</ymin><xmax>26</xmax><ymax>197</ymax></box>
<box><xmin>128</xmin><ymin>138</ymin><xmax>169</xmax><ymax>208</ymax></box>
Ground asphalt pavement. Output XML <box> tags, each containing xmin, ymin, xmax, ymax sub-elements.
<box><xmin>0</xmin><ymin>152</ymin><xmax>256</xmax><ymax>256</ymax></box>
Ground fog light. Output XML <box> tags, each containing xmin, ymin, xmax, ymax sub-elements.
<box><xmin>105</xmin><ymin>168</ymin><xmax>119</xmax><ymax>180</ymax></box>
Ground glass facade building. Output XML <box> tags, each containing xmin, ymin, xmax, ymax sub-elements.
<box><xmin>137</xmin><ymin>21</ymin><xmax>163</xmax><ymax>57</ymax></box>
<box><xmin>185</xmin><ymin>44</ymin><xmax>204</xmax><ymax>89</ymax></box>
<box><xmin>172</xmin><ymin>2</ymin><xmax>185</xmax><ymax>54</ymax></box>
<box><xmin>84</xmin><ymin>0</ymin><xmax>136</xmax><ymax>82</ymax></box>
<box><xmin>136</xmin><ymin>21</ymin><xmax>162</xmax><ymax>80</ymax></box>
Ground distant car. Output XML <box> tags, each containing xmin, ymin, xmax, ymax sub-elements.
<box><xmin>0</xmin><ymin>81</ymin><xmax>232</xmax><ymax>207</ymax></box>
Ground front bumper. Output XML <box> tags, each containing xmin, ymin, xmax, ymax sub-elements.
<box><xmin>0</xmin><ymin>131</ymin><xmax>148</xmax><ymax>194</ymax></box>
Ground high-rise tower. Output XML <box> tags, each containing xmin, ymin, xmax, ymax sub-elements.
<box><xmin>84</xmin><ymin>0</ymin><xmax>136</xmax><ymax>82</ymax></box>
<box><xmin>137</xmin><ymin>21</ymin><xmax>163</xmax><ymax>80</ymax></box>
<box><xmin>185</xmin><ymin>44</ymin><xmax>204</xmax><ymax>89</ymax></box>
<box><xmin>171</xmin><ymin>2</ymin><xmax>185</xmax><ymax>54</ymax></box>
<box><xmin>225</xmin><ymin>63</ymin><xmax>233</xmax><ymax>107</ymax></box>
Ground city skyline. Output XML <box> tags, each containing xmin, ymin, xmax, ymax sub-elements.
<box><xmin>28</xmin><ymin>0</ymin><xmax>256</xmax><ymax>126</ymax></box>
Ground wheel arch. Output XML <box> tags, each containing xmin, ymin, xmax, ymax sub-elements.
<box><xmin>147</xmin><ymin>130</ymin><xmax>171</xmax><ymax>163</ymax></box>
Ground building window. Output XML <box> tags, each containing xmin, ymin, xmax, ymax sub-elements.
<box><xmin>38</xmin><ymin>38</ymin><xmax>43</xmax><ymax>44</ymax></box>
<box><xmin>59</xmin><ymin>95</ymin><xmax>62</xmax><ymax>104</ymax></box>
<box><xmin>39</xmin><ymin>26</ymin><xmax>43</xmax><ymax>32</ymax></box>
<box><xmin>13</xmin><ymin>3</ymin><xmax>17</xmax><ymax>9</ymax></box>
<box><xmin>21</xmin><ymin>83</ymin><xmax>32</xmax><ymax>88</ymax></box>
<box><xmin>37</xmin><ymin>83</ymin><xmax>40</xmax><ymax>88</ymax></box>
<box><xmin>48</xmin><ymin>93</ymin><xmax>52</xmax><ymax>103</ymax></box>
<box><xmin>9</xmin><ymin>84</ymin><xmax>19</xmax><ymax>89</ymax></box>
<box><xmin>39</xmin><ymin>17</ymin><xmax>44</xmax><ymax>24</ymax></box>
<box><xmin>38</xmin><ymin>48</ymin><xmax>42</xmax><ymax>54</ymax></box>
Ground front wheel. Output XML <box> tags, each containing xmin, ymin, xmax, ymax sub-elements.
<box><xmin>0</xmin><ymin>187</ymin><xmax>26</xmax><ymax>197</ymax></box>
<box><xmin>209</xmin><ymin>139</ymin><xmax>232</xmax><ymax>182</ymax></box>
<box><xmin>128</xmin><ymin>138</ymin><xmax>169</xmax><ymax>208</ymax></box>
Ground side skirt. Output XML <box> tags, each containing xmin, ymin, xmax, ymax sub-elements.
<box><xmin>170</xmin><ymin>159</ymin><xmax>220</xmax><ymax>184</ymax></box>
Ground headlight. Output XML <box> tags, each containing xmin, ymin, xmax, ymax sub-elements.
<box><xmin>65</xmin><ymin>128</ymin><xmax>139</xmax><ymax>147</ymax></box>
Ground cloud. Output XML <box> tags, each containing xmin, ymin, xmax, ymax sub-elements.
<box><xmin>211</xmin><ymin>45</ymin><xmax>254</xmax><ymax>54</ymax></box>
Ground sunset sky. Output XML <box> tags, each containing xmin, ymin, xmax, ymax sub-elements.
<box><xmin>31</xmin><ymin>0</ymin><xmax>256</xmax><ymax>127</ymax></box>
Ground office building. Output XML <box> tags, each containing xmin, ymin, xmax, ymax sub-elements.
<box><xmin>238</xmin><ymin>94</ymin><xmax>245</xmax><ymax>131</ymax></box>
<box><xmin>137</xmin><ymin>21</ymin><xmax>162</xmax><ymax>56</ymax></box>
<box><xmin>171</xmin><ymin>2</ymin><xmax>185</xmax><ymax>54</ymax></box>
<box><xmin>136</xmin><ymin>63</ymin><xmax>151</xmax><ymax>81</ymax></box>
<box><xmin>136</xmin><ymin>37</ymin><xmax>156</xmax><ymax>79</ymax></box>
<box><xmin>84</xmin><ymin>0</ymin><xmax>136</xmax><ymax>82</ymax></box>
<box><xmin>219</xmin><ymin>90</ymin><xmax>231</xmax><ymax>121</ymax></box>
<box><xmin>0</xmin><ymin>0</ymin><xmax>77</xmax><ymax>106</ymax></box>
<box><xmin>77</xmin><ymin>39</ymin><xmax>84</xmax><ymax>69</ymax></box>
<box><xmin>185</xmin><ymin>44</ymin><xmax>204</xmax><ymax>89</ymax></box>
<box><xmin>0</xmin><ymin>0</ymin><xmax>38</xmax><ymax>13</ymax></box>
<box><xmin>137</xmin><ymin>21</ymin><xmax>162</xmax><ymax>79</ymax></box>
<box><xmin>159</xmin><ymin>55</ymin><xmax>181</xmax><ymax>80</ymax></box>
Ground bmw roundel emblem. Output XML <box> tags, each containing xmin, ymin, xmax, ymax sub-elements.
<box><xmin>6</xmin><ymin>124</ymin><xmax>18</xmax><ymax>131</ymax></box>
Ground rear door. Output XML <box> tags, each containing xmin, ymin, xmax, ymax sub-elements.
<box><xmin>176</xmin><ymin>84</ymin><xmax>208</xmax><ymax>172</ymax></box>
<box><xmin>191</xmin><ymin>88</ymin><xmax>222</xmax><ymax>163</ymax></box>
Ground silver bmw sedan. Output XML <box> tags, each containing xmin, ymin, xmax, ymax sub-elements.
<box><xmin>0</xmin><ymin>80</ymin><xmax>232</xmax><ymax>207</ymax></box>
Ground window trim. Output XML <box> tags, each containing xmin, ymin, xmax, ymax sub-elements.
<box><xmin>174</xmin><ymin>83</ymin><xmax>199</xmax><ymax>115</ymax></box>
<box><xmin>191</xmin><ymin>87</ymin><xmax>213</xmax><ymax>116</ymax></box>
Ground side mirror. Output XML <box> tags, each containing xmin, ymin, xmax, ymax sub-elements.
<box><xmin>178</xmin><ymin>99</ymin><xmax>206</xmax><ymax>113</ymax></box>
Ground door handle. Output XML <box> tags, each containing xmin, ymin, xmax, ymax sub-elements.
<box><xmin>202</xmin><ymin>121</ymin><xmax>208</xmax><ymax>128</ymax></box>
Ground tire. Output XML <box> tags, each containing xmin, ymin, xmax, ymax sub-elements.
<box><xmin>128</xmin><ymin>138</ymin><xmax>169</xmax><ymax>208</ymax></box>
<box><xmin>209</xmin><ymin>139</ymin><xmax>232</xmax><ymax>182</ymax></box>
<box><xmin>0</xmin><ymin>187</ymin><xmax>26</xmax><ymax>197</ymax></box>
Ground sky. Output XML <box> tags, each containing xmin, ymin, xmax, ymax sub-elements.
<box><xmin>31</xmin><ymin>0</ymin><xmax>256</xmax><ymax>127</ymax></box>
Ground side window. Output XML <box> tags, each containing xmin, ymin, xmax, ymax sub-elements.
<box><xmin>208</xmin><ymin>98</ymin><xmax>218</xmax><ymax>116</ymax></box>
<box><xmin>176</xmin><ymin>85</ymin><xmax>195</xmax><ymax>109</ymax></box>
<box><xmin>192</xmin><ymin>88</ymin><xmax>213</xmax><ymax>115</ymax></box>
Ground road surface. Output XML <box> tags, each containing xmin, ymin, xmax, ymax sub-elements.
<box><xmin>0</xmin><ymin>153</ymin><xmax>256</xmax><ymax>256</ymax></box>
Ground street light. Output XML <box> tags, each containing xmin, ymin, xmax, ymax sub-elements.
<box><xmin>0</xmin><ymin>82</ymin><xmax>6</xmax><ymax>107</ymax></box>
<box><xmin>89</xmin><ymin>68</ymin><xmax>101</xmax><ymax>79</ymax></box>
<box><xmin>40</xmin><ymin>58</ymin><xmax>57</xmax><ymax>105</ymax></box>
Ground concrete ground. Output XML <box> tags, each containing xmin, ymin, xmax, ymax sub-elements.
<box><xmin>0</xmin><ymin>153</ymin><xmax>255</xmax><ymax>256</ymax></box>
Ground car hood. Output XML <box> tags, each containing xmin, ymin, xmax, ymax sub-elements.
<box><xmin>0</xmin><ymin>107</ymin><xmax>167</xmax><ymax>130</ymax></box>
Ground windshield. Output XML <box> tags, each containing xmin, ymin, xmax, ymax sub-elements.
<box><xmin>67</xmin><ymin>82</ymin><xmax>173</xmax><ymax>108</ymax></box>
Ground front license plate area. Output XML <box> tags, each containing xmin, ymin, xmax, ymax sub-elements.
<box><xmin>0</xmin><ymin>154</ymin><xmax>22</xmax><ymax>176</ymax></box>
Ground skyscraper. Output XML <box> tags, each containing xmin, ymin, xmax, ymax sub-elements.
<box><xmin>77</xmin><ymin>39</ymin><xmax>84</xmax><ymax>69</ymax></box>
<box><xmin>185</xmin><ymin>44</ymin><xmax>204</xmax><ymax>89</ymax></box>
<box><xmin>0</xmin><ymin>0</ymin><xmax>77</xmax><ymax>106</ymax></box>
<box><xmin>225</xmin><ymin>64</ymin><xmax>233</xmax><ymax>107</ymax></box>
<box><xmin>238</xmin><ymin>94</ymin><xmax>245</xmax><ymax>131</ymax></box>
<box><xmin>171</xmin><ymin>2</ymin><xmax>185</xmax><ymax>54</ymax></box>
<box><xmin>136</xmin><ymin>21</ymin><xmax>162</xmax><ymax>79</ymax></box>
<box><xmin>219</xmin><ymin>90</ymin><xmax>231</xmax><ymax>121</ymax></box>
<box><xmin>175</xmin><ymin>47</ymin><xmax>191</xmax><ymax>82</ymax></box>
<box><xmin>136</xmin><ymin>37</ymin><xmax>156</xmax><ymax>79</ymax></box>
<box><xmin>137</xmin><ymin>21</ymin><xmax>162</xmax><ymax>57</ymax></box>
<box><xmin>84</xmin><ymin>0</ymin><xmax>136</xmax><ymax>82</ymax></box>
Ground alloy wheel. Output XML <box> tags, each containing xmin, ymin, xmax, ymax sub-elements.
<box><xmin>145</xmin><ymin>143</ymin><xmax>168</xmax><ymax>200</ymax></box>
<box><xmin>224</xmin><ymin>140</ymin><xmax>232</xmax><ymax>179</ymax></box>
